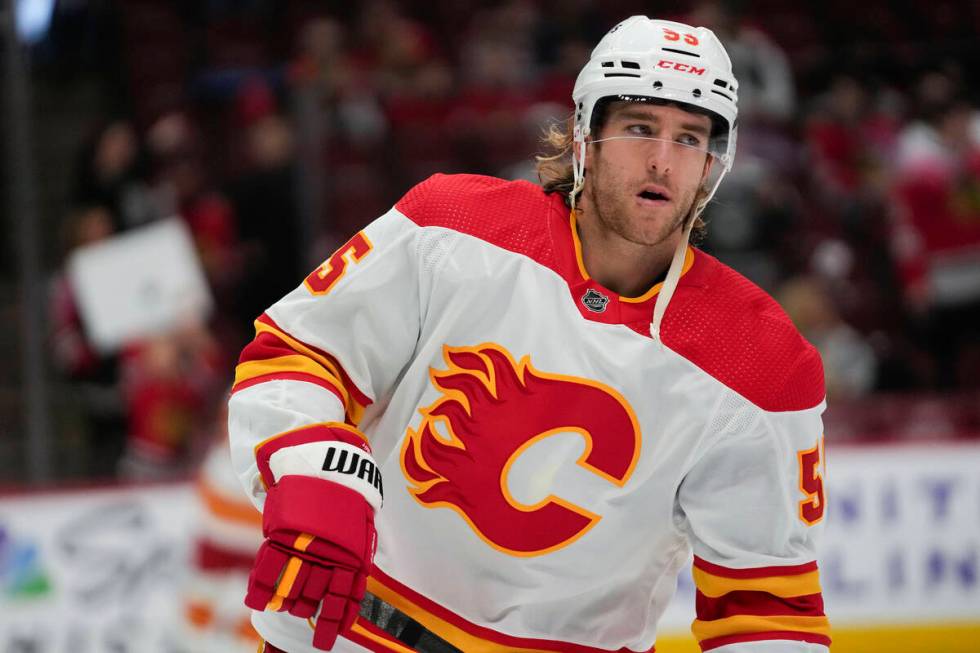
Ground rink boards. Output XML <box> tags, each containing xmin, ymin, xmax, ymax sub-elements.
<box><xmin>1</xmin><ymin>443</ymin><xmax>978</xmax><ymax>652</ymax></box>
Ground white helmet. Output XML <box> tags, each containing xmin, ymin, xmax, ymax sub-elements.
<box><xmin>571</xmin><ymin>16</ymin><xmax>739</xmax><ymax>211</ymax></box>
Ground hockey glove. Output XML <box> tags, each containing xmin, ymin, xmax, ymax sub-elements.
<box><xmin>245</xmin><ymin>431</ymin><xmax>382</xmax><ymax>651</ymax></box>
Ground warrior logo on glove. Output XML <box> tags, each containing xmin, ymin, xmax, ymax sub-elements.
<box><xmin>402</xmin><ymin>343</ymin><xmax>640</xmax><ymax>556</ymax></box>
<box><xmin>323</xmin><ymin>446</ymin><xmax>384</xmax><ymax>500</ymax></box>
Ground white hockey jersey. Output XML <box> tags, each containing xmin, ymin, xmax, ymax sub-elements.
<box><xmin>182</xmin><ymin>439</ymin><xmax>264</xmax><ymax>652</ymax></box>
<box><xmin>228</xmin><ymin>174</ymin><xmax>831</xmax><ymax>653</ymax></box>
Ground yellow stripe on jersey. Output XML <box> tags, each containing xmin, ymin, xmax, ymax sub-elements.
<box><xmin>620</xmin><ymin>247</ymin><xmax>695</xmax><ymax>303</ymax></box>
<box><xmin>568</xmin><ymin>209</ymin><xmax>695</xmax><ymax>303</ymax></box>
<box><xmin>367</xmin><ymin>577</ymin><xmax>555</xmax><ymax>653</ymax></box>
<box><xmin>692</xmin><ymin>565</ymin><xmax>823</xmax><ymax>598</ymax></box>
<box><xmin>253</xmin><ymin>320</ymin><xmax>366</xmax><ymax>423</ymax></box>
<box><xmin>235</xmin><ymin>354</ymin><xmax>349</xmax><ymax>402</ymax></box>
<box><xmin>692</xmin><ymin>614</ymin><xmax>832</xmax><ymax>641</ymax></box>
<box><xmin>349</xmin><ymin>621</ymin><xmax>418</xmax><ymax>653</ymax></box>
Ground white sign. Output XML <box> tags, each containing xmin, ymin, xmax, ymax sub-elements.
<box><xmin>0</xmin><ymin>483</ymin><xmax>198</xmax><ymax>652</ymax></box>
<box><xmin>67</xmin><ymin>218</ymin><xmax>214</xmax><ymax>354</ymax></box>
<box><xmin>819</xmin><ymin>443</ymin><xmax>980</xmax><ymax>626</ymax></box>
<box><xmin>657</xmin><ymin>443</ymin><xmax>980</xmax><ymax>633</ymax></box>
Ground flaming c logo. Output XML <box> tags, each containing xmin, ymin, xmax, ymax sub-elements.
<box><xmin>401</xmin><ymin>343</ymin><xmax>641</xmax><ymax>557</ymax></box>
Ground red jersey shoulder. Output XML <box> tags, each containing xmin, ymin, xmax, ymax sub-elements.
<box><xmin>395</xmin><ymin>174</ymin><xmax>557</xmax><ymax>263</ymax></box>
<box><xmin>664</xmin><ymin>250</ymin><xmax>825</xmax><ymax>412</ymax></box>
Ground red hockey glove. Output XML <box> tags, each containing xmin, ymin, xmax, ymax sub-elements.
<box><xmin>245</xmin><ymin>474</ymin><xmax>377</xmax><ymax>650</ymax></box>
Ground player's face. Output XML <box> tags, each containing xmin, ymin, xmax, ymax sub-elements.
<box><xmin>584</xmin><ymin>102</ymin><xmax>713</xmax><ymax>247</ymax></box>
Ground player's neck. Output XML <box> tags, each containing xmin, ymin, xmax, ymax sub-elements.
<box><xmin>574</xmin><ymin>206</ymin><xmax>680</xmax><ymax>299</ymax></box>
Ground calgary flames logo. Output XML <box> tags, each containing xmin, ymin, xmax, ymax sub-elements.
<box><xmin>401</xmin><ymin>343</ymin><xmax>640</xmax><ymax>556</ymax></box>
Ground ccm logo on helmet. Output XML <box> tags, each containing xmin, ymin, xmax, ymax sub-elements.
<box><xmin>657</xmin><ymin>60</ymin><xmax>705</xmax><ymax>75</ymax></box>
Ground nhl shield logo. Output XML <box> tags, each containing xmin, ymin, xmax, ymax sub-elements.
<box><xmin>581</xmin><ymin>288</ymin><xmax>610</xmax><ymax>313</ymax></box>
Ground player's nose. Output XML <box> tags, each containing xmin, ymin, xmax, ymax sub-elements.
<box><xmin>645</xmin><ymin>139</ymin><xmax>673</xmax><ymax>174</ymax></box>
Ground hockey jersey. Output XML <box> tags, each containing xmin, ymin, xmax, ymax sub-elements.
<box><xmin>182</xmin><ymin>438</ymin><xmax>264</xmax><ymax>652</ymax></box>
<box><xmin>228</xmin><ymin>174</ymin><xmax>830</xmax><ymax>653</ymax></box>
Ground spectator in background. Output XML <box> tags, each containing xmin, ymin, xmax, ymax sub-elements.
<box><xmin>683</xmin><ymin>1</ymin><xmax>802</xmax><ymax>292</ymax></box>
<box><xmin>689</xmin><ymin>0</ymin><xmax>795</xmax><ymax>126</ymax></box>
<box><xmin>290</xmin><ymin>14</ymin><xmax>390</xmax><ymax>238</ymax></box>
<box><xmin>778</xmin><ymin>276</ymin><xmax>878</xmax><ymax>399</ymax></box>
<box><xmin>803</xmin><ymin>75</ymin><xmax>906</xmax><ymax>346</ymax></box>
<box><xmin>227</xmin><ymin>79</ymin><xmax>304</xmax><ymax>328</ymax></box>
<box><xmin>61</xmin><ymin>111</ymin><xmax>245</xmax><ymax>481</ymax></box>
<box><xmin>288</xmin><ymin>15</ymin><xmax>346</xmax><ymax>261</ymax></box>
<box><xmin>146</xmin><ymin>111</ymin><xmax>244</xmax><ymax>335</ymax></box>
<box><xmin>806</xmin><ymin>75</ymin><xmax>898</xmax><ymax>210</ymax></box>
<box><xmin>688</xmin><ymin>0</ymin><xmax>800</xmax><ymax>211</ymax></box>
<box><xmin>532</xmin><ymin>34</ymin><xmax>591</xmax><ymax>107</ymax></box>
<box><xmin>49</xmin><ymin>204</ymin><xmax>127</xmax><ymax>478</ymax></box>
<box><xmin>895</xmin><ymin>69</ymin><xmax>980</xmax><ymax>174</ymax></box>
<box><xmin>290</xmin><ymin>17</ymin><xmax>350</xmax><ymax>98</ymax></box>
<box><xmin>452</xmin><ymin>1</ymin><xmax>541</xmax><ymax>174</ymax></box>
<box><xmin>697</xmin><ymin>152</ymin><xmax>802</xmax><ymax>290</ymax></box>
<box><xmin>890</xmin><ymin>72</ymin><xmax>980</xmax><ymax>388</ymax></box>
<box><xmin>531</xmin><ymin>0</ymin><xmax>606</xmax><ymax>85</ymax></box>
<box><xmin>118</xmin><ymin>320</ymin><xmax>225</xmax><ymax>480</ymax></box>
<box><xmin>73</xmin><ymin>119</ymin><xmax>160</xmax><ymax>229</ymax></box>
<box><xmin>291</xmin><ymin>14</ymin><xmax>388</xmax><ymax>149</ymax></box>
<box><xmin>383</xmin><ymin>56</ymin><xmax>458</xmax><ymax>185</ymax></box>
<box><xmin>361</xmin><ymin>0</ymin><xmax>438</xmax><ymax>100</ymax></box>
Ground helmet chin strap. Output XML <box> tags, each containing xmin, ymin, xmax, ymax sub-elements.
<box><xmin>571</xmin><ymin>130</ymin><xmax>588</xmax><ymax>213</ymax></box>
<box><xmin>649</xmin><ymin>182</ymin><xmax>715</xmax><ymax>345</ymax></box>
<box><xmin>650</xmin><ymin>215</ymin><xmax>694</xmax><ymax>344</ymax></box>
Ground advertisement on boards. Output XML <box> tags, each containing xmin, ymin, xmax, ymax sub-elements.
<box><xmin>0</xmin><ymin>483</ymin><xmax>197</xmax><ymax>652</ymax></box>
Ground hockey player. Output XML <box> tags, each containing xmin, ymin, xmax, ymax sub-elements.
<box><xmin>229</xmin><ymin>15</ymin><xmax>831</xmax><ymax>653</ymax></box>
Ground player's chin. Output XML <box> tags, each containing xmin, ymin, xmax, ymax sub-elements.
<box><xmin>626</xmin><ymin>218</ymin><xmax>674</xmax><ymax>246</ymax></box>
<box><xmin>632</xmin><ymin>199</ymin><xmax>675</xmax><ymax>227</ymax></box>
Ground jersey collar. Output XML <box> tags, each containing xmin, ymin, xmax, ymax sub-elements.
<box><xmin>548</xmin><ymin>195</ymin><xmax>697</xmax><ymax>334</ymax></box>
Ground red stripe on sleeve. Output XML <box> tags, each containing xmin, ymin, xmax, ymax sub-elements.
<box><xmin>693</xmin><ymin>555</ymin><xmax>818</xmax><ymax>579</ymax></box>
<box><xmin>696</xmin><ymin>589</ymin><xmax>825</xmax><ymax>621</ymax></box>
<box><xmin>700</xmin><ymin>630</ymin><xmax>831</xmax><ymax>651</ymax></box>
<box><xmin>257</xmin><ymin>313</ymin><xmax>373</xmax><ymax>408</ymax></box>
<box><xmin>231</xmin><ymin>371</ymin><xmax>347</xmax><ymax>407</ymax></box>
<box><xmin>237</xmin><ymin>331</ymin><xmax>295</xmax><ymax>365</ymax></box>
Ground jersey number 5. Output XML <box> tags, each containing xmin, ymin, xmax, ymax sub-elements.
<box><xmin>304</xmin><ymin>231</ymin><xmax>373</xmax><ymax>296</ymax></box>
<box><xmin>798</xmin><ymin>436</ymin><xmax>825</xmax><ymax>525</ymax></box>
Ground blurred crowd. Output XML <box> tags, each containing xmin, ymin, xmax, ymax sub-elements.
<box><xmin>36</xmin><ymin>0</ymin><xmax>980</xmax><ymax>481</ymax></box>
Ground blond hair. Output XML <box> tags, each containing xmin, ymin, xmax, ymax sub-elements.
<box><xmin>534</xmin><ymin>115</ymin><xmax>708</xmax><ymax>244</ymax></box>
